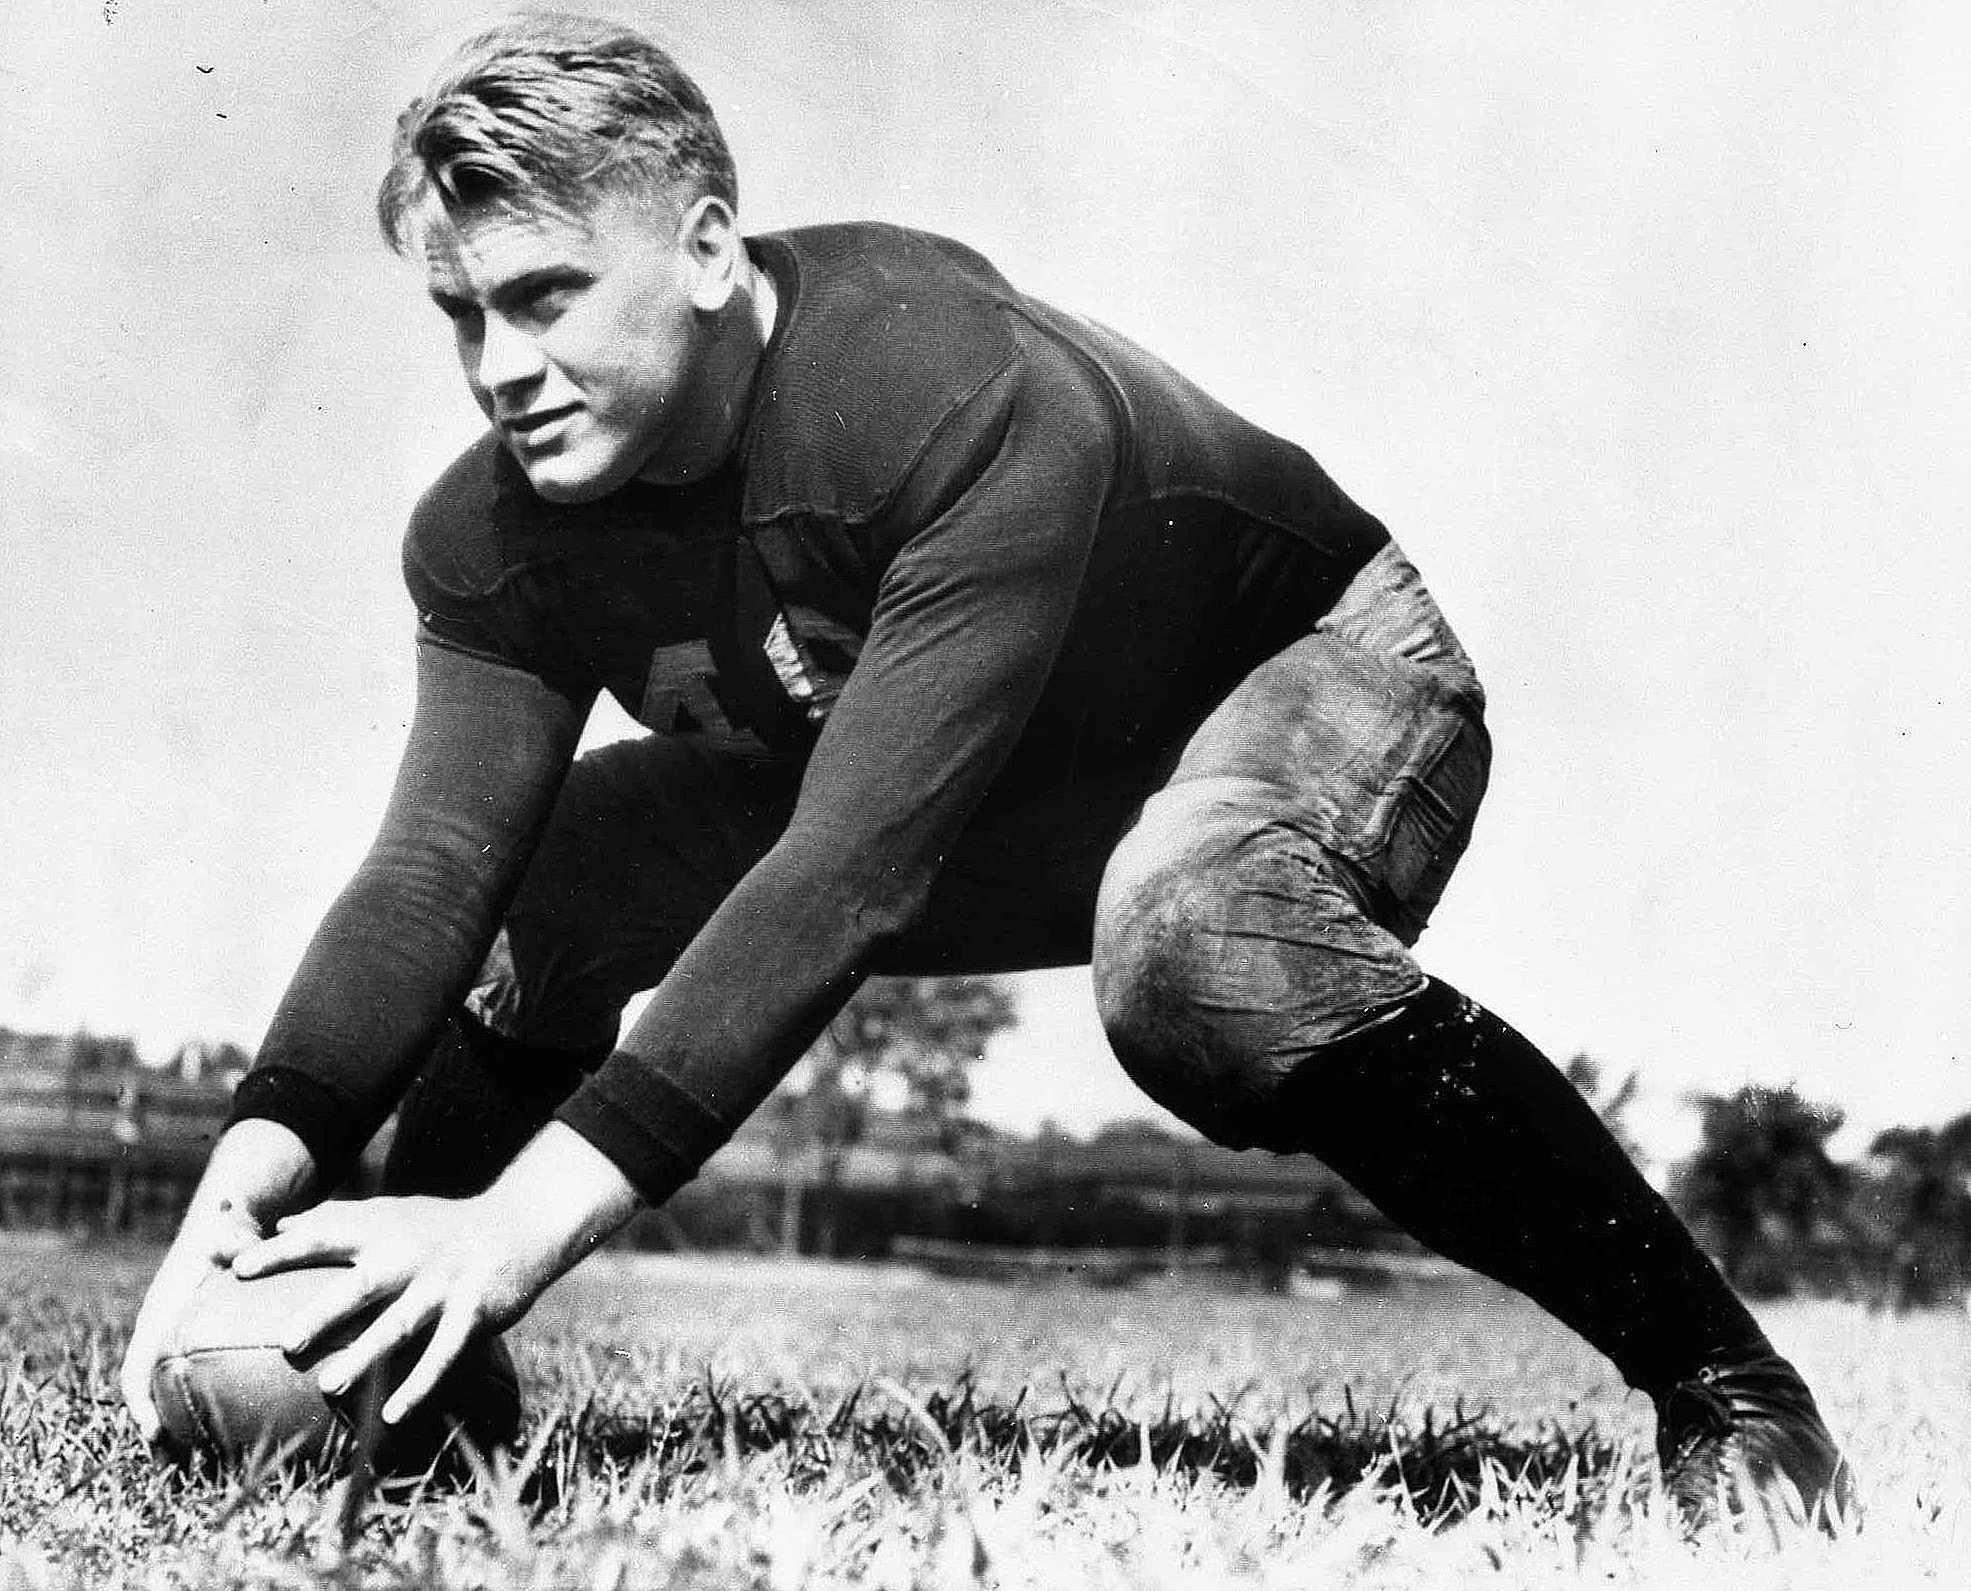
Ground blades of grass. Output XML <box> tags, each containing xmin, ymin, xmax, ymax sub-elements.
<box><xmin>330</xmin><ymin>1367</ymin><xmax>387</xmax><ymax>1547</ymax></box>
<box><xmin>872</xmin><ymin>1378</ymin><xmax>953</xmax><ymax>1463</ymax></box>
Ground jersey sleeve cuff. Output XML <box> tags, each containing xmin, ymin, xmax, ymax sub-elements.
<box><xmin>553</xmin><ymin>1063</ymin><xmax>734</xmax><ymax>1207</ymax></box>
<box><xmin>225</xmin><ymin>1066</ymin><xmax>372</xmax><ymax>1181</ymax></box>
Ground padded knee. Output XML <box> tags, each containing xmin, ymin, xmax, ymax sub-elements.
<box><xmin>1092</xmin><ymin>779</ymin><xmax>1426</xmax><ymax>1149</ymax></box>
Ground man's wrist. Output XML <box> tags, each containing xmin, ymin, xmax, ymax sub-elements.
<box><xmin>189</xmin><ymin>1118</ymin><xmax>320</xmax><ymax>1226</ymax></box>
<box><xmin>473</xmin><ymin>1121</ymin><xmax>644</xmax><ymax>1285</ymax></box>
<box><xmin>225</xmin><ymin>1066</ymin><xmax>370</xmax><ymax>1185</ymax></box>
<box><xmin>554</xmin><ymin>1065</ymin><xmax>728</xmax><ymax>1206</ymax></box>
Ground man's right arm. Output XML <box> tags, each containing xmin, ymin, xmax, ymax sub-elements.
<box><xmin>225</xmin><ymin>629</ymin><xmax>595</xmax><ymax>1181</ymax></box>
<box><xmin>123</xmin><ymin>631</ymin><xmax>590</xmax><ymax>1438</ymax></box>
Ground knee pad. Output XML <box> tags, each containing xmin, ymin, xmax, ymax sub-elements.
<box><xmin>1092</xmin><ymin>781</ymin><xmax>1425</xmax><ymax>1148</ymax></box>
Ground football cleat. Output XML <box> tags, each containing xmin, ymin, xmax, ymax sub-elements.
<box><xmin>1653</xmin><ymin>1348</ymin><xmax>1857</xmax><ymax>1534</ymax></box>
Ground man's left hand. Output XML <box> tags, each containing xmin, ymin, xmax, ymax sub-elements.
<box><xmin>231</xmin><ymin>1193</ymin><xmax>539</xmax><ymax>1425</ymax></box>
<box><xmin>231</xmin><ymin>1122</ymin><xmax>641</xmax><ymax>1426</ymax></box>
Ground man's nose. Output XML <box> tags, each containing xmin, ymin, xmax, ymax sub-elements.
<box><xmin>478</xmin><ymin>315</ymin><xmax>547</xmax><ymax>394</ymax></box>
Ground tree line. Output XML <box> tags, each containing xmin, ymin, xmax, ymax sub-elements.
<box><xmin>1567</xmin><ymin>1055</ymin><xmax>1971</xmax><ymax>1311</ymax></box>
<box><xmin>6</xmin><ymin>1002</ymin><xmax>1967</xmax><ymax>1309</ymax></box>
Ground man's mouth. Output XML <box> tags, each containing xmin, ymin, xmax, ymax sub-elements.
<box><xmin>501</xmin><ymin>404</ymin><xmax>579</xmax><ymax>439</ymax></box>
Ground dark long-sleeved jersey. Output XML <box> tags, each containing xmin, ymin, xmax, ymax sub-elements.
<box><xmin>229</xmin><ymin>222</ymin><xmax>1392</xmax><ymax>1200</ymax></box>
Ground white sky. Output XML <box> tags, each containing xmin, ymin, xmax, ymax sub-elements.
<box><xmin>3</xmin><ymin>0</ymin><xmax>1966</xmax><ymax>1167</ymax></box>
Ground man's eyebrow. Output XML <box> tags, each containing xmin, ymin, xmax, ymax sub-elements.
<box><xmin>428</xmin><ymin>267</ymin><xmax>592</xmax><ymax>314</ymax></box>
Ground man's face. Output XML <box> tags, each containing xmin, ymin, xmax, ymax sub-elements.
<box><xmin>420</xmin><ymin>194</ymin><xmax>710</xmax><ymax>502</ymax></box>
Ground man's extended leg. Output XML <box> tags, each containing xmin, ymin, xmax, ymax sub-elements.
<box><xmin>1091</xmin><ymin>624</ymin><xmax>1853</xmax><ymax>1527</ymax></box>
<box><xmin>1255</xmin><ymin>977</ymin><xmax>1852</xmax><ymax>1528</ymax></box>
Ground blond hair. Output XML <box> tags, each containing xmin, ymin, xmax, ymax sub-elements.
<box><xmin>377</xmin><ymin>10</ymin><xmax>736</xmax><ymax>251</ymax></box>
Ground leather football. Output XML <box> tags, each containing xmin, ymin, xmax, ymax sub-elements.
<box><xmin>149</xmin><ymin>1262</ymin><xmax>523</xmax><ymax>1471</ymax></box>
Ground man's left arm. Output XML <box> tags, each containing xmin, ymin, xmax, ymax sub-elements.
<box><xmin>559</xmin><ymin>334</ymin><xmax>1121</xmax><ymax>1198</ymax></box>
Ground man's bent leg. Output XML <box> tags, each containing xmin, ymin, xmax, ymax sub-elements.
<box><xmin>1093</xmin><ymin>768</ymin><xmax>1764</xmax><ymax>1388</ymax></box>
<box><xmin>1261</xmin><ymin>977</ymin><xmax>1852</xmax><ymax>1528</ymax></box>
<box><xmin>1093</xmin><ymin>631</ymin><xmax>1851</xmax><ymax>1525</ymax></box>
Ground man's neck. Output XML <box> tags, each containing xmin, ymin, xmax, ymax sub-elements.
<box><xmin>637</xmin><ymin>265</ymin><xmax>776</xmax><ymax>487</ymax></box>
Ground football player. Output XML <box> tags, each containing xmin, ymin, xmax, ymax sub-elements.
<box><xmin>123</xmin><ymin>10</ymin><xmax>1850</xmax><ymax>1528</ymax></box>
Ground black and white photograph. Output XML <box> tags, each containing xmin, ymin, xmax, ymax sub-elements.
<box><xmin>3</xmin><ymin>2</ymin><xmax>1966</xmax><ymax>1583</ymax></box>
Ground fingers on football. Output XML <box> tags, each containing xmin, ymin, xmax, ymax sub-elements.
<box><xmin>235</xmin><ymin>1207</ymin><xmax>364</xmax><ymax>1277</ymax></box>
<box><xmin>173</xmin><ymin>1210</ymin><xmax>256</xmax><ymax>1275</ymax></box>
<box><xmin>382</xmin><ymin>1301</ymin><xmax>476</xmax><ymax>1426</ymax></box>
<box><xmin>119</xmin><ymin>1343</ymin><xmax>162</xmax><ymax>1439</ymax></box>
<box><xmin>313</xmin><ymin>1283</ymin><xmax>438</xmax><ymax>1398</ymax></box>
<box><xmin>207</xmin><ymin>1209</ymin><xmax>264</xmax><ymax>1264</ymax></box>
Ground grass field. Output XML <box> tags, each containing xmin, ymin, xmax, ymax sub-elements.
<box><xmin>3</xmin><ymin>1233</ymin><xmax>1966</xmax><ymax>1588</ymax></box>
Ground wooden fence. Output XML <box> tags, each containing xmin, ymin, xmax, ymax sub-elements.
<box><xmin>1</xmin><ymin>1070</ymin><xmax>1396</xmax><ymax>1280</ymax></box>
<box><xmin>0</xmin><ymin>1069</ymin><xmax>231</xmax><ymax>1237</ymax></box>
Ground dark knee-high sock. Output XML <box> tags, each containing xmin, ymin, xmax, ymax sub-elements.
<box><xmin>383</xmin><ymin>1009</ymin><xmax>612</xmax><ymax>1198</ymax></box>
<box><xmin>1262</xmin><ymin>978</ymin><xmax>1766</xmax><ymax>1397</ymax></box>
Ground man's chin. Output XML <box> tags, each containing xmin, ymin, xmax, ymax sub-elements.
<box><xmin>527</xmin><ymin>475</ymin><xmax>608</xmax><ymax>505</ymax></box>
<box><xmin>510</xmin><ymin>451</ymin><xmax>630</xmax><ymax>505</ymax></box>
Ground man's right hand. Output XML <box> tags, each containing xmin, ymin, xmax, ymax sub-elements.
<box><xmin>120</xmin><ymin>1118</ymin><xmax>319</xmax><ymax>1444</ymax></box>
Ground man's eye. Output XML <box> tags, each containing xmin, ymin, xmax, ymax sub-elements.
<box><xmin>521</xmin><ymin>284</ymin><xmax>574</xmax><ymax>321</ymax></box>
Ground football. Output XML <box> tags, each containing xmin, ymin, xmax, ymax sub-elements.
<box><xmin>149</xmin><ymin>1261</ymin><xmax>523</xmax><ymax>1472</ymax></box>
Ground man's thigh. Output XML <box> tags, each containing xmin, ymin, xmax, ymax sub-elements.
<box><xmin>1091</xmin><ymin>628</ymin><xmax>1492</xmax><ymax>1072</ymax></box>
<box><xmin>1158</xmin><ymin>629</ymin><xmax>1490</xmax><ymax>944</ymax></box>
<box><xmin>893</xmin><ymin>628</ymin><xmax>1490</xmax><ymax>983</ymax></box>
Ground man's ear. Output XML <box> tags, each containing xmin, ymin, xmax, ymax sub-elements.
<box><xmin>676</xmin><ymin>195</ymin><xmax>743</xmax><ymax>313</ymax></box>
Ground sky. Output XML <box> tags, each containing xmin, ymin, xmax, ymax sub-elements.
<box><xmin>3</xmin><ymin>0</ymin><xmax>1966</xmax><ymax>1167</ymax></box>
